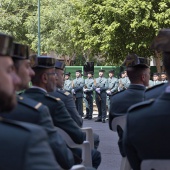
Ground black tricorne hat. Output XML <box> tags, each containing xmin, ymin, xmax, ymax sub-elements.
<box><xmin>65</xmin><ymin>72</ymin><xmax>71</xmax><ymax>76</ymax></box>
<box><xmin>108</xmin><ymin>70</ymin><xmax>115</xmax><ymax>74</ymax></box>
<box><xmin>153</xmin><ymin>73</ymin><xmax>159</xmax><ymax>76</ymax></box>
<box><xmin>0</xmin><ymin>33</ymin><xmax>13</xmax><ymax>56</ymax></box>
<box><xmin>150</xmin><ymin>28</ymin><xmax>170</xmax><ymax>52</ymax></box>
<box><xmin>55</xmin><ymin>61</ymin><xmax>65</xmax><ymax>70</ymax></box>
<box><xmin>122</xmin><ymin>54</ymin><xmax>149</xmax><ymax>68</ymax></box>
<box><xmin>12</xmin><ymin>43</ymin><xmax>29</xmax><ymax>60</ymax></box>
<box><xmin>87</xmin><ymin>71</ymin><xmax>94</xmax><ymax>75</ymax></box>
<box><xmin>76</xmin><ymin>70</ymin><xmax>82</xmax><ymax>73</ymax></box>
<box><xmin>31</xmin><ymin>55</ymin><xmax>56</xmax><ymax>68</ymax></box>
<box><xmin>99</xmin><ymin>69</ymin><xmax>105</xmax><ymax>73</ymax></box>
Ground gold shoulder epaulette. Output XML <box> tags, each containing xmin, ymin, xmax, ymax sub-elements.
<box><xmin>45</xmin><ymin>94</ymin><xmax>61</xmax><ymax>101</ymax></box>
<box><xmin>17</xmin><ymin>96</ymin><xmax>43</xmax><ymax>111</ymax></box>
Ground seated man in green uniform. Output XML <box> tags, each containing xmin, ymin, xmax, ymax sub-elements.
<box><xmin>0</xmin><ymin>33</ymin><xmax>60</xmax><ymax>170</ymax></box>
<box><xmin>22</xmin><ymin>56</ymin><xmax>101</xmax><ymax>169</ymax></box>
<box><xmin>109</xmin><ymin>54</ymin><xmax>150</xmax><ymax>156</ymax></box>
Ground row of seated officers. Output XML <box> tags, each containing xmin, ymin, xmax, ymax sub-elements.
<box><xmin>109</xmin><ymin>28</ymin><xmax>170</xmax><ymax>170</ymax></box>
<box><xmin>0</xmin><ymin>33</ymin><xmax>100</xmax><ymax>170</ymax></box>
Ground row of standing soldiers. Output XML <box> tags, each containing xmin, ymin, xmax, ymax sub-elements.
<box><xmin>63</xmin><ymin>69</ymin><xmax>130</xmax><ymax>123</ymax></box>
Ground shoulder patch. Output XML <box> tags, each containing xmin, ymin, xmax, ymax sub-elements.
<box><xmin>45</xmin><ymin>94</ymin><xmax>61</xmax><ymax>101</ymax></box>
<box><xmin>56</xmin><ymin>89</ymin><xmax>70</xmax><ymax>96</ymax></box>
<box><xmin>34</xmin><ymin>102</ymin><xmax>42</xmax><ymax>109</ymax></box>
<box><xmin>17</xmin><ymin>96</ymin><xmax>43</xmax><ymax>111</ymax></box>
<box><xmin>146</xmin><ymin>83</ymin><xmax>165</xmax><ymax>92</ymax></box>
<box><xmin>128</xmin><ymin>99</ymin><xmax>155</xmax><ymax>112</ymax></box>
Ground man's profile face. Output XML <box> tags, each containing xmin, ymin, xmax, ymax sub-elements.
<box><xmin>121</xmin><ymin>73</ymin><xmax>125</xmax><ymax>78</ymax></box>
<box><xmin>124</xmin><ymin>71</ymin><xmax>127</xmax><ymax>76</ymax></box>
<box><xmin>0</xmin><ymin>57</ymin><xmax>21</xmax><ymax>112</ymax></box>
<box><xmin>56</xmin><ymin>69</ymin><xmax>64</xmax><ymax>88</ymax></box>
<box><xmin>45</xmin><ymin>68</ymin><xmax>57</xmax><ymax>92</ymax></box>
<box><xmin>16</xmin><ymin>59</ymin><xmax>35</xmax><ymax>91</ymax></box>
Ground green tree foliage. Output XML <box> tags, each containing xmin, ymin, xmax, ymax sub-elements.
<box><xmin>0</xmin><ymin>0</ymin><xmax>170</xmax><ymax>66</ymax></box>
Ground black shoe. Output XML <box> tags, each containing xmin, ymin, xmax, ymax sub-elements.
<box><xmin>102</xmin><ymin>119</ymin><xmax>106</xmax><ymax>123</ymax></box>
<box><xmin>84</xmin><ymin>116</ymin><xmax>89</xmax><ymax>119</ymax></box>
<box><xmin>95</xmin><ymin>119</ymin><xmax>102</xmax><ymax>122</ymax></box>
<box><xmin>88</xmin><ymin>117</ymin><xmax>92</xmax><ymax>120</ymax></box>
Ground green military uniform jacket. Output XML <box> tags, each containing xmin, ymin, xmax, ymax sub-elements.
<box><xmin>72</xmin><ymin>77</ymin><xmax>85</xmax><ymax>98</ymax></box>
<box><xmin>49</xmin><ymin>89</ymin><xmax>83</xmax><ymax>127</ymax></box>
<box><xmin>64</xmin><ymin>79</ymin><xmax>72</xmax><ymax>93</ymax></box>
<box><xmin>0</xmin><ymin>118</ymin><xmax>60</xmax><ymax>170</ymax></box>
<box><xmin>107</xmin><ymin>77</ymin><xmax>118</xmax><ymax>94</ymax></box>
<box><xmin>0</xmin><ymin>95</ymin><xmax>74</xmax><ymax>169</ymax></box>
<box><xmin>23</xmin><ymin>87</ymin><xmax>86</xmax><ymax>144</ymax></box>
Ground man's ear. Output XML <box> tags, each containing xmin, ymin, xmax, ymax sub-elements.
<box><xmin>42</xmin><ymin>72</ymin><xmax>48</xmax><ymax>84</ymax></box>
<box><xmin>141</xmin><ymin>73</ymin><xmax>146</xmax><ymax>82</ymax></box>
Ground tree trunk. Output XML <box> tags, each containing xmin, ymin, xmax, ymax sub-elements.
<box><xmin>155</xmin><ymin>51</ymin><xmax>162</xmax><ymax>73</ymax></box>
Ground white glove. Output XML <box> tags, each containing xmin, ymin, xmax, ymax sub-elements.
<box><xmin>96</xmin><ymin>88</ymin><xmax>100</xmax><ymax>94</ymax></box>
<box><xmin>83</xmin><ymin>89</ymin><xmax>88</xmax><ymax>92</ymax></box>
<box><xmin>106</xmin><ymin>90</ymin><xmax>111</xmax><ymax>95</ymax></box>
<box><xmin>71</xmin><ymin>89</ymin><xmax>76</xmax><ymax>94</ymax></box>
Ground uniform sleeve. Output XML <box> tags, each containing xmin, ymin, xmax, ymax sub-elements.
<box><xmin>25</xmin><ymin>126</ymin><xmax>61</xmax><ymax>170</ymax></box>
<box><xmin>111</xmin><ymin>79</ymin><xmax>119</xmax><ymax>93</ymax></box>
<box><xmin>64</xmin><ymin>94</ymin><xmax>83</xmax><ymax>127</ymax></box>
<box><xmin>51</xmin><ymin>100</ymin><xmax>86</xmax><ymax>144</ymax></box>
<box><xmin>38</xmin><ymin>106</ymin><xmax>75</xmax><ymax>169</ymax></box>
<box><xmin>124</xmin><ymin>77</ymin><xmax>130</xmax><ymax>89</ymax></box>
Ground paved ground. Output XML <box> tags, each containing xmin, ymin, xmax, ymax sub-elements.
<box><xmin>83</xmin><ymin>112</ymin><xmax>122</xmax><ymax>170</ymax></box>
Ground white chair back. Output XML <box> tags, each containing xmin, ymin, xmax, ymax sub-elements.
<box><xmin>56</xmin><ymin>127</ymin><xmax>92</xmax><ymax>167</ymax></box>
<box><xmin>141</xmin><ymin>159</ymin><xmax>170</xmax><ymax>170</ymax></box>
<box><xmin>111</xmin><ymin>114</ymin><xmax>131</xmax><ymax>170</ymax></box>
<box><xmin>111</xmin><ymin>115</ymin><xmax>127</xmax><ymax>132</ymax></box>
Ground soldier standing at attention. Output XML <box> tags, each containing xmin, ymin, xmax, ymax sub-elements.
<box><xmin>72</xmin><ymin>70</ymin><xmax>85</xmax><ymax>117</ymax></box>
<box><xmin>64</xmin><ymin>72</ymin><xmax>72</xmax><ymax>93</ymax></box>
<box><xmin>106</xmin><ymin>70</ymin><xmax>118</xmax><ymax>112</ymax></box>
<box><xmin>94</xmin><ymin>70</ymin><xmax>108</xmax><ymax>123</ymax></box>
<box><xmin>118</xmin><ymin>70</ymin><xmax>130</xmax><ymax>91</ymax></box>
<box><xmin>84</xmin><ymin>71</ymin><xmax>94</xmax><ymax>120</ymax></box>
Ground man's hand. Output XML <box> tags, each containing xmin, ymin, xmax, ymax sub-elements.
<box><xmin>95</xmin><ymin>88</ymin><xmax>100</xmax><ymax>94</ymax></box>
<box><xmin>83</xmin><ymin>89</ymin><xmax>88</xmax><ymax>92</ymax></box>
<box><xmin>106</xmin><ymin>90</ymin><xmax>111</xmax><ymax>95</ymax></box>
<box><xmin>71</xmin><ymin>89</ymin><xmax>76</xmax><ymax>94</ymax></box>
